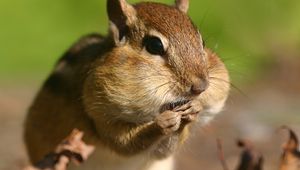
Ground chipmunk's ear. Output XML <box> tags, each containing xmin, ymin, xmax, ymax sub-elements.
<box><xmin>107</xmin><ymin>0</ymin><xmax>137</xmax><ymax>46</ymax></box>
<box><xmin>175</xmin><ymin>0</ymin><xmax>189</xmax><ymax>13</ymax></box>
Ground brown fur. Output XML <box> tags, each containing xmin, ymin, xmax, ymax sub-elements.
<box><xmin>24</xmin><ymin>1</ymin><xmax>230</xmax><ymax>169</ymax></box>
<box><xmin>135</xmin><ymin>3</ymin><xmax>206</xmax><ymax>79</ymax></box>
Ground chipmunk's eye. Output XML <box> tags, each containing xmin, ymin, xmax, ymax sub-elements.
<box><xmin>143</xmin><ymin>36</ymin><xmax>165</xmax><ymax>56</ymax></box>
<box><xmin>202</xmin><ymin>40</ymin><xmax>206</xmax><ymax>47</ymax></box>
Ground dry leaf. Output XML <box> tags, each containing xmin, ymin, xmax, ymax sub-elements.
<box><xmin>279</xmin><ymin>126</ymin><xmax>300</xmax><ymax>170</ymax></box>
<box><xmin>23</xmin><ymin>129</ymin><xmax>95</xmax><ymax>170</ymax></box>
<box><xmin>236</xmin><ymin>139</ymin><xmax>263</xmax><ymax>170</ymax></box>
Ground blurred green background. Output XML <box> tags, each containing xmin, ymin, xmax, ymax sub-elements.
<box><xmin>0</xmin><ymin>0</ymin><xmax>300</xmax><ymax>83</ymax></box>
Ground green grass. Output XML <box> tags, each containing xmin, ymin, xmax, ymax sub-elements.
<box><xmin>1</xmin><ymin>0</ymin><xmax>300</xmax><ymax>83</ymax></box>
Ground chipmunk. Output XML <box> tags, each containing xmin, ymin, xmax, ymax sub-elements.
<box><xmin>24</xmin><ymin>0</ymin><xmax>230</xmax><ymax>170</ymax></box>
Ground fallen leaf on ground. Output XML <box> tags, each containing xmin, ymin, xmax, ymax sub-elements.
<box><xmin>236</xmin><ymin>139</ymin><xmax>263</xmax><ymax>170</ymax></box>
<box><xmin>279</xmin><ymin>126</ymin><xmax>300</xmax><ymax>170</ymax></box>
<box><xmin>23</xmin><ymin>129</ymin><xmax>95</xmax><ymax>170</ymax></box>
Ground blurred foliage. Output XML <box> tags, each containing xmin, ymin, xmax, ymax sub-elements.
<box><xmin>0</xmin><ymin>0</ymin><xmax>300</xmax><ymax>83</ymax></box>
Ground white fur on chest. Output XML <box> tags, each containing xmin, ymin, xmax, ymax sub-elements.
<box><xmin>69</xmin><ymin>145</ymin><xmax>174</xmax><ymax>170</ymax></box>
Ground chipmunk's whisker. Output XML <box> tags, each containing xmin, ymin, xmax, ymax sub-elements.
<box><xmin>209</xmin><ymin>76</ymin><xmax>249</xmax><ymax>99</ymax></box>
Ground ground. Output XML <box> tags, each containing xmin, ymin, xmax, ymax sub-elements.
<box><xmin>1</xmin><ymin>71</ymin><xmax>300</xmax><ymax>170</ymax></box>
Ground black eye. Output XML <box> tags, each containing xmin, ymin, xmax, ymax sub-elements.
<box><xmin>202</xmin><ymin>40</ymin><xmax>206</xmax><ymax>47</ymax></box>
<box><xmin>143</xmin><ymin>36</ymin><xmax>165</xmax><ymax>56</ymax></box>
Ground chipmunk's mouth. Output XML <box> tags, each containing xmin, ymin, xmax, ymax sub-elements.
<box><xmin>160</xmin><ymin>99</ymin><xmax>190</xmax><ymax>113</ymax></box>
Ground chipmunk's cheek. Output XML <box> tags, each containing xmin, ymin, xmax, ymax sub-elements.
<box><xmin>203</xmin><ymin>98</ymin><xmax>226</xmax><ymax>114</ymax></box>
<box><xmin>196</xmin><ymin>99</ymin><xmax>226</xmax><ymax>124</ymax></box>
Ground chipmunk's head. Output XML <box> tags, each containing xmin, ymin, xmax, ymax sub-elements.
<box><xmin>107</xmin><ymin>0</ymin><xmax>207</xmax><ymax>93</ymax></box>
<box><xmin>84</xmin><ymin>0</ymin><xmax>229</xmax><ymax>124</ymax></box>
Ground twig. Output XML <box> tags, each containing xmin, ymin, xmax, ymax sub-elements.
<box><xmin>216</xmin><ymin>138</ymin><xmax>230</xmax><ymax>170</ymax></box>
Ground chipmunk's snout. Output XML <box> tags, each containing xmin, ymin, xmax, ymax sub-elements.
<box><xmin>190</xmin><ymin>77</ymin><xmax>208</xmax><ymax>95</ymax></box>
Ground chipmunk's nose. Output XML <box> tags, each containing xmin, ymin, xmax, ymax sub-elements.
<box><xmin>190</xmin><ymin>78</ymin><xmax>208</xmax><ymax>95</ymax></box>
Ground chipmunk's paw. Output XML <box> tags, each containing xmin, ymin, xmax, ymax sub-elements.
<box><xmin>155</xmin><ymin>110</ymin><xmax>181</xmax><ymax>135</ymax></box>
<box><xmin>174</xmin><ymin>101</ymin><xmax>203</xmax><ymax>122</ymax></box>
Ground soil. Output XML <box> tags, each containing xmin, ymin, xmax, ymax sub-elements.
<box><xmin>0</xmin><ymin>72</ymin><xmax>300</xmax><ymax>170</ymax></box>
